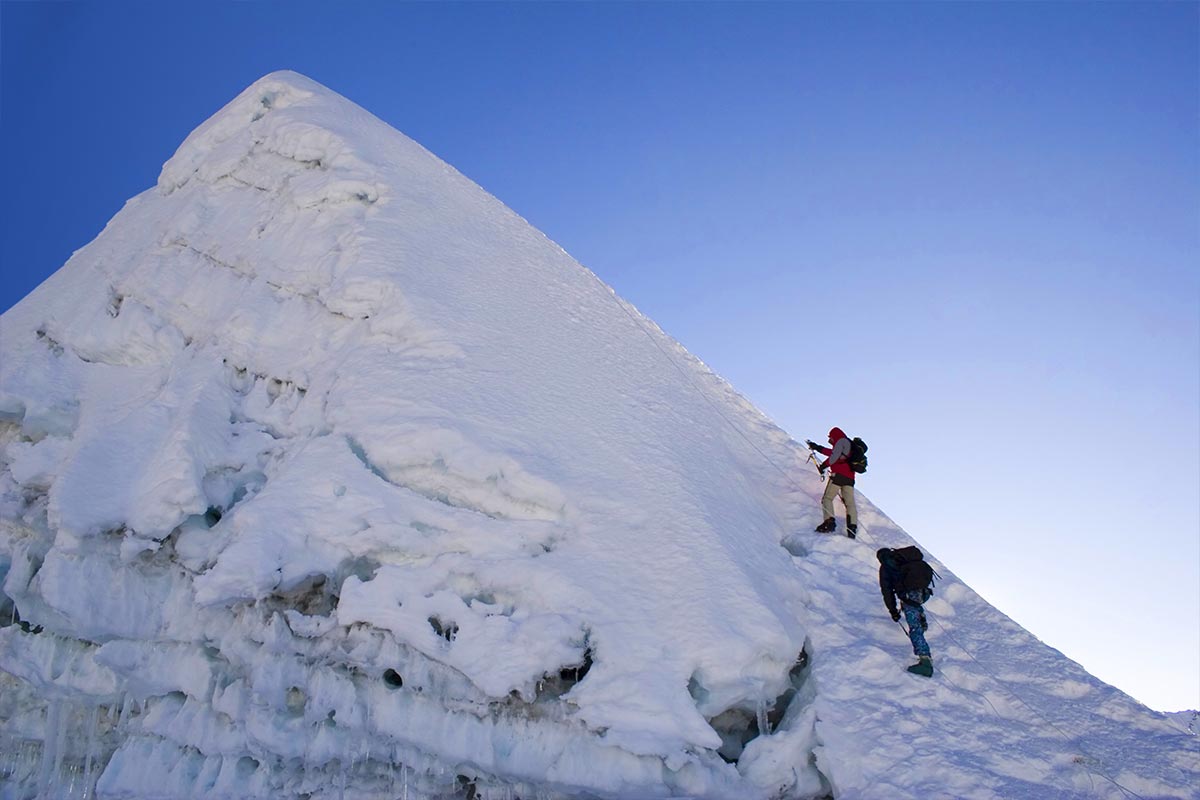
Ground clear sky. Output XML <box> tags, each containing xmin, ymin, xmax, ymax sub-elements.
<box><xmin>2</xmin><ymin>2</ymin><xmax>1197</xmax><ymax>712</ymax></box>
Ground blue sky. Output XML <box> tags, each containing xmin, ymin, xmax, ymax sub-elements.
<box><xmin>3</xmin><ymin>2</ymin><xmax>1197</xmax><ymax>711</ymax></box>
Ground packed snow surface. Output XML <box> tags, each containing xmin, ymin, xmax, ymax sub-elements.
<box><xmin>0</xmin><ymin>71</ymin><xmax>1195</xmax><ymax>799</ymax></box>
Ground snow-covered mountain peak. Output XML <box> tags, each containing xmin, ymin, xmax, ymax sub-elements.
<box><xmin>157</xmin><ymin>72</ymin><xmax>390</xmax><ymax>225</ymax></box>
<box><xmin>1</xmin><ymin>71</ymin><xmax>1195</xmax><ymax>799</ymax></box>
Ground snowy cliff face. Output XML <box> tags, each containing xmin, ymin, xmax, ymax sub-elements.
<box><xmin>0</xmin><ymin>72</ymin><xmax>1194</xmax><ymax>800</ymax></box>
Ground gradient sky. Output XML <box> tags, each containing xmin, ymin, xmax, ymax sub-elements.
<box><xmin>2</xmin><ymin>2</ymin><xmax>1197</xmax><ymax>712</ymax></box>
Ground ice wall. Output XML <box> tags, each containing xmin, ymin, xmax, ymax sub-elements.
<box><xmin>0</xmin><ymin>72</ymin><xmax>824</xmax><ymax>799</ymax></box>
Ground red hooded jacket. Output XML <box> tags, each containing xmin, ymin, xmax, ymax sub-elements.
<box><xmin>815</xmin><ymin>427</ymin><xmax>855</xmax><ymax>482</ymax></box>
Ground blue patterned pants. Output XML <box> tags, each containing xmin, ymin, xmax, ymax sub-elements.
<box><xmin>901</xmin><ymin>591</ymin><xmax>930</xmax><ymax>658</ymax></box>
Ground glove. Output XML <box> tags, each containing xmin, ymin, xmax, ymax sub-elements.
<box><xmin>806</xmin><ymin>440</ymin><xmax>818</xmax><ymax>450</ymax></box>
<box><xmin>890</xmin><ymin>609</ymin><xmax>901</xmax><ymax>622</ymax></box>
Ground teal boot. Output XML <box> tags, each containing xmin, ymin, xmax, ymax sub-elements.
<box><xmin>906</xmin><ymin>656</ymin><xmax>933</xmax><ymax>677</ymax></box>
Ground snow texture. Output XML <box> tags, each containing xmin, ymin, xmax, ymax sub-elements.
<box><xmin>1</xmin><ymin>71</ymin><xmax>1195</xmax><ymax>800</ymax></box>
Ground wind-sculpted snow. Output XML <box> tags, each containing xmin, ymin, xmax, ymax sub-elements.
<box><xmin>1</xmin><ymin>71</ymin><xmax>1195</xmax><ymax>799</ymax></box>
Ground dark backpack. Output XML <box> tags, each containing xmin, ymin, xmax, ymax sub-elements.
<box><xmin>892</xmin><ymin>546</ymin><xmax>935</xmax><ymax>603</ymax></box>
<box><xmin>848</xmin><ymin>437</ymin><xmax>868</xmax><ymax>473</ymax></box>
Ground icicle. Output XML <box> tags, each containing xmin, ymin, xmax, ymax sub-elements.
<box><xmin>387</xmin><ymin>745</ymin><xmax>395</xmax><ymax>799</ymax></box>
<box><xmin>0</xmin><ymin>734</ymin><xmax>11</xmax><ymax>783</ymax></box>
<box><xmin>117</xmin><ymin>693</ymin><xmax>133</xmax><ymax>732</ymax></box>
<box><xmin>61</xmin><ymin>764</ymin><xmax>74</xmax><ymax>800</ymax></box>
<box><xmin>64</xmin><ymin>762</ymin><xmax>81</xmax><ymax>799</ymax></box>
<box><xmin>37</xmin><ymin>700</ymin><xmax>61</xmax><ymax>799</ymax></box>
<box><xmin>337</xmin><ymin>730</ymin><xmax>348</xmax><ymax>800</ymax></box>
<box><xmin>756</xmin><ymin>698</ymin><xmax>771</xmax><ymax>737</ymax></box>
<box><xmin>83</xmin><ymin>705</ymin><xmax>99</xmax><ymax>799</ymax></box>
<box><xmin>360</xmin><ymin>701</ymin><xmax>372</xmax><ymax>772</ymax></box>
<box><xmin>302</xmin><ymin>731</ymin><xmax>314</xmax><ymax>800</ymax></box>
<box><xmin>51</xmin><ymin>699</ymin><xmax>69</xmax><ymax>795</ymax></box>
<box><xmin>346</xmin><ymin>733</ymin><xmax>358</xmax><ymax>790</ymax></box>
<box><xmin>8</xmin><ymin>739</ymin><xmax>20</xmax><ymax>784</ymax></box>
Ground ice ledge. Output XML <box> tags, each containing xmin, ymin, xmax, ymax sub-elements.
<box><xmin>157</xmin><ymin>71</ymin><xmax>339</xmax><ymax>194</ymax></box>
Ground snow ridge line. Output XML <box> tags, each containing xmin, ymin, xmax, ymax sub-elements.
<box><xmin>606</xmin><ymin>273</ymin><xmax>1169</xmax><ymax>800</ymax></box>
<box><xmin>584</xmin><ymin>274</ymin><xmax>843</xmax><ymax>790</ymax></box>
<box><xmin>604</xmin><ymin>293</ymin><xmax>798</xmax><ymax>514</ymax></box>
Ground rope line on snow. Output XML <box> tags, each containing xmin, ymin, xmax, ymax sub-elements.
<box><xmin>851</xmin><ymin>525</ymin><xmax>1145</xmax><ymax>800</ymax></box>
<box><xmin>926</xmin><ymin>614</ymin><xmax>1144</xmax><ymax>800</ymax></box>
<box><xmin>892</xmin><ymin>621</ymin><xmax>1099</xmax><ymax>798</ymax></box>
<box><xmin>595</xmin><ymin>281</ymin><xmax>1152</xmax><ymax>799</ymax></box>
<box><xmin>848</xmin><ymin>522</ymin><xmax>1089</xmax><ymax>797</ymax></box>
<box><xmin>894</xmin><ymin>618</ymin><xmax>1008</xmax><ymax>720</ymax></box>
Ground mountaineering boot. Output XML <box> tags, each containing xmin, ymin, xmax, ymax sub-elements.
<box><xmin>814</xmin><ymin>518</ymin><xmax>836</xmax><ymax>533</ymax></box>
<box><xmin>906</xmin><ymin>656</ymin><xmax>933</xmax><ymax>677</ymax></box>
<box><xmin>846</xmin><ymin>517</ymin><xmax>857</xmax><ymax>539</ymax></box>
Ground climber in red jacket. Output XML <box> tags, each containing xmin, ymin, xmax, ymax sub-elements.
<box><xmin>806</xmin><ymin>427</ymin><xmax>858</xmax><ymax>538</ymax></box>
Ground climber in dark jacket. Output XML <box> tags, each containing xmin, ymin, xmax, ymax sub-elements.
<box><xmin>806</xmin><ymin>427</ymin><xmax>857</xmax><ymax>537</ymax></box>
<box><xmin>878</xmin><ymin>547</ymin><xmax>934</xmax><ymax>677</ymax></box>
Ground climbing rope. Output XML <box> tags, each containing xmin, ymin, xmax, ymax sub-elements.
<box><xmin>924</xmin><ymin>613</ymin><xmax>1145</xmax><ymax>800</ymax></box>
<box><xmin>851</xmin><ymin>525</ymin><xmax>1144</xmax><ymax>799</ymax></box>
<box><xmin>593</xmin><ymin>277</ymin><xmax>1152</xmax><ymax>799</ymax></box>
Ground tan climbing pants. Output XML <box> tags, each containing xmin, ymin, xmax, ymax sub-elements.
<box><xmin>821</xmin><ymin>480</ymin><xmax>857</xmax><ymax>525</ymax></box>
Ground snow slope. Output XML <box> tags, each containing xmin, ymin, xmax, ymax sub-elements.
<box><xmin>0</xmin><ymin>71</ymin><xmax>1194</xmax><ymax>800</ymax></box>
